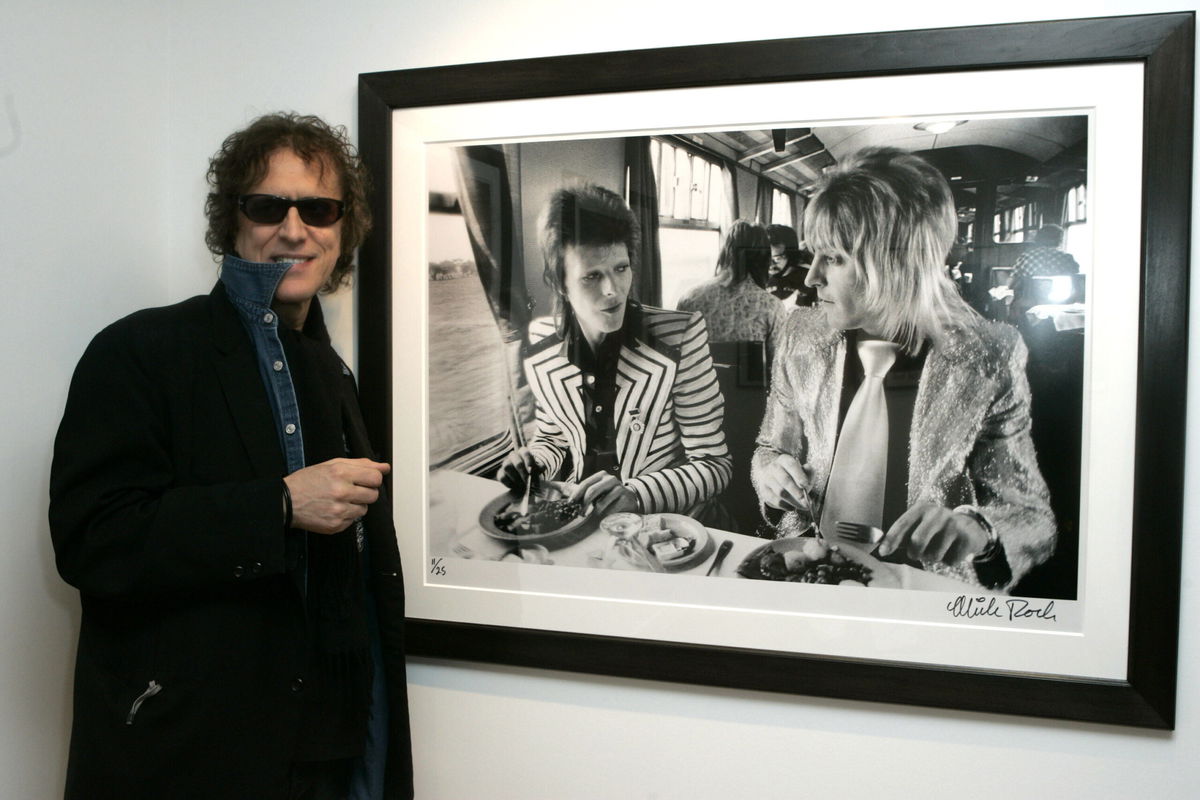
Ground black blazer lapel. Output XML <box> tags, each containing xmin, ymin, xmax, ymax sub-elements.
<box><xmin>208</xmin><ymin>284</ymin><xmax>285</xmax><ymax>479</ymax></box>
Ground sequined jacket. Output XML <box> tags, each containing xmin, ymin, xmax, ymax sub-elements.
<box><xmin>751</xmin><ymin>308</ymin><xmax>1056</xmax><ymax>589</ymax></box>
<box><xmin>523</xmin><ymin>303</ymin><xmax>732</xmax><ymax>515</ymax></box>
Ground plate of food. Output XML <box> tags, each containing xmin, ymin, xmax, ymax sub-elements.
<box><xmin>479</xmin><ymin>482</ymin><xmax>595</xmax><ymax>550</ymax></box>
<box><xmin>634</xmin><ymin>514</ymin><xmax>713</xmax><ymax>572</ymax></box>
<box><xmin>735</xmin><ymin>536</ymin><xmax>899</xmax><ymax>588</ymax></box>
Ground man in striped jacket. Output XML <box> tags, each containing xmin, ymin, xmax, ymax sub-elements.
<box><xmin>497</xmin><ymin>184</ymin><xmax>731</xmax><ymax>520</ymax></box>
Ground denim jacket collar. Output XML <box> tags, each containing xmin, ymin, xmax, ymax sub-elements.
<box><xmin>219</xmin><ymin>253</ymin><xmax>291</xmax><ymax>314</ymax></box>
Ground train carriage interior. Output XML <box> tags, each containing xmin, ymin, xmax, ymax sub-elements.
<box><xmin>428</xmin><ymin>114</ymin><xmax>1088</xmax><ymax>600</ymax></box>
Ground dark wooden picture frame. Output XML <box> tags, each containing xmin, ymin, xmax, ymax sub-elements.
<box><xmin>358</xmin><ymin>12</ymin><xmax>1192</xmax><ymax>728</ymax></box>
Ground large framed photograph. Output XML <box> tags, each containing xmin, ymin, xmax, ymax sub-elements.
<box><xmin>357</xmin><ymin>13</ymin><xmax>1192</xmax><ymax>728</ymax></box>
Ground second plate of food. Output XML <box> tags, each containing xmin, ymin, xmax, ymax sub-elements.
<box><xmin>636</xmin><ymin>514</ymin><xmax>713</xmax><ymax>571</ymax></box>
<box><xmin>735</xmin><ymin>537</ymin><xmax>899</xmax><ymax>588</ymax></box>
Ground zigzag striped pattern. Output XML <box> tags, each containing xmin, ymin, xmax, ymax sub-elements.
<box><xmin>522</xmin><ymin>308</ymin><xmax>731</xmax><ymax>514</ymax></box>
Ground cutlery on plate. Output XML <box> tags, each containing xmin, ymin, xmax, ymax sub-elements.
<box><xmin>836</xmin><ymin>521</ymin><xmax>926</xmax><ymax>567</ymax></box>
<box><xmin>834</xmin><ymin>521</ymin><xmax>885</xmax><ymax>551</ymax></box>
<box><xmin>797</xmin><ymin>483</ymin><xmax>827</xmax><ymax>543</ymax></box>
<box><xmin>519</xmin><ymin>471</ymin><xmax>533</xmax><ymax>515</ymax></box>
<box><xmin>705</xmin><ymin>539</ymin><xmax>733</xmax><ymax>576</ymax></box>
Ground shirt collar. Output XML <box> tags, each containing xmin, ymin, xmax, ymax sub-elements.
<box><xmin>219</xmin><ymin>252</ymin><xmax>291</xmax><ymax>311</ymax></box>
<box><xmin>565</xmin><ymin>304</ymin><xmax>636</xmax><ymax>366</ymax></box>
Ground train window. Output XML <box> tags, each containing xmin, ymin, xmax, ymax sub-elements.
<box><xmin>1063</xmin><ymin>182</ymin><xmax>1090</xmax><ymax>270</ymax></box>
<box><xmin>1065</xmin><ymin>183</ymin><xmax>1087</xmax><ymax>224</ymax></box>
<box><xmin>426</xmin><ymin>146</ymin><xmax>517</xmax><ymax>475</ymax></box>
<box><xmin>993</xmin><ymin>201</ymin><xmax>1042</xmax><ymax>243</ymax></box>
<box><xmin>651</xmin><ymin>138</ymin><xmax>726</xmax><ymax>224</ymax></box>
<box><xmin>651</xmin><ymin>138</ymin><xmax>729</xmax><ymax>307</ymax></box>
<box><xmin>771</xmin><ymin>187</ymin><xmax>795</xmax><ymax>228</ymax></box>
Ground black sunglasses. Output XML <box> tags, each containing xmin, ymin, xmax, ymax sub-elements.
<box><xmin>238</xmin><ymin>194</ymin><xmax>346</xmax><ymax>227</ymax></box>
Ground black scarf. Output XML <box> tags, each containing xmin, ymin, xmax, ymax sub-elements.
<box><xmin>280</xmin><ymin>316</ymin><xmax>373</xmax><ymax>759</ymax></box>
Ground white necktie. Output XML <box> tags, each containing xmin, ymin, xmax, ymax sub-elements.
<box><xmin>820</xmin><ymin>339</ymin><xmax>900</xmax><ymax>537</ymax></box>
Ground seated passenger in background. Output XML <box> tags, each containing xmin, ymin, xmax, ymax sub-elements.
<box><xmin>1008</xmin><ymin>223</ymin><xmax>1080</xmax><ymax>283</ymax></box>
<box><xmin>497</xmin><ymin>184</ymin><xmax>731</xmax><ymax>521</ymax></box>
<box><xmin>1006</xmin><ymin>223</ymin><xmax>1081</xmax><ymax>319</ymax></box>
<box><xmin>752</xmin><ymin>147</ymin><xmax>1056</xmax><ymax>591</ymax></box>
<box><xmin>676</xmin><ymin>220</ymin><xmax>786</xmax><ymax>535</ymax></box>
<box><xmin>766</xmin><ymin>223</ymin><xmax>817</xmax><ymax>307</ymax></box>
<box><xmin>677</xmin><ymin>219</ymin><xmax>785</xmax><ymax>346</ymax></box>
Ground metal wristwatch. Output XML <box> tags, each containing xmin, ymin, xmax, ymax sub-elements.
<box><xmin>954</xmin><ymin>505</ymin><xmax>1011</xmax><ymax>590</ymax></box>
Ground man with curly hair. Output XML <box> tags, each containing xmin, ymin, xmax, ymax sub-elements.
<box><xmin>50</xmin><ymin>113</ymin><xmax>413</xmax><ymax>799</ymax></box>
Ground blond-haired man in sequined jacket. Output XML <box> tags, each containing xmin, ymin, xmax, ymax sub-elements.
<box><xmin>751</xmin><ymin>148</ymin><xmax>1056</xmax><ymax>592</ymax></box>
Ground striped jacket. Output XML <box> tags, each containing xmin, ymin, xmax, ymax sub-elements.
<box><xmin>523</xmin><ymin>303</ymin><xmax>732</xmax><ymax>515</ymax></box>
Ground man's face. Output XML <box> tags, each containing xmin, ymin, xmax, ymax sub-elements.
<box><xmin>562</xmin><ymin>243</ymin><xmax>632</xmax><ymax>346</ymax></box>
<box><xmin>806</xmin><ymin>248</ymin><xmax>876</xmax><ymax>334</ymax></box>
<box><xmin>234</xmin><ymin>148</ymin><xmax>342</xmax><ymax>326</ymax></box>
<box><xmin>769</xmin><ymin>244</ymin><xmax>789</xmax><ymax>277</ymax></box>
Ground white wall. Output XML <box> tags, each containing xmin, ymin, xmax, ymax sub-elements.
<box><xmin>1</xmin><ymin>3</ymin><xmax>171</xmax><ymax>797</ymax></box>
<box><xmin>4</xmin><ymin>1</ymin><xmax>1198</xmax><ymax>797</ymax></box>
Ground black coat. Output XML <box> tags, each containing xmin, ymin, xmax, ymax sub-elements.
<box><xmin>49</xmin><ymin>283</ymin><xmax>413</xmax><ymax>799</ymax></box>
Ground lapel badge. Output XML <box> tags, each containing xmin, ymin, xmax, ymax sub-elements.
<box><xmin>629</xmin><ymin>408</ymin><xmax>644</xmax><ymax>433</ymax></box>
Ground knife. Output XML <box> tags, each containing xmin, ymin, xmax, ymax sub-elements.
<box><xmin>705</xmin><ymin>539</ymin><xmax>733</xmax><ymax>577</ymax></box>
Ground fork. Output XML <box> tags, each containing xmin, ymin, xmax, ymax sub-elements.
<box><xmin>518</xmin><ymin>471</ymin><xmax>533</xmax><ymax>515</ymax></box>
<box><xmin>834</xmin><ymin>521</ymin><xmax>885</xmax><ymax>551</ymax></box>
<box><xmin>797</xmin><ymin>483</ymin><xmax>828</xmax><ymax>544</ymax></box>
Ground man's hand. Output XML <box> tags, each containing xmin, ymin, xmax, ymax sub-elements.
<box><xmin>496</xmin><ymin>447</ymin><xmax>541</xmax><ymax>492</ymax></box>
<box><xmin>877</xmin><ymin>502</ymin><xmax>989</xmax><ymax>565</ymax></box>
<box><xmin>569</xmin><ymin>470</ymin><xmax>639</xmax><ymax>517</ymax></box>
<box><xmin>757</xmin><ymin>454</ymin><xmax>812</xmax><ymax>512</ymax></box>
<box><xmin>284</xmin><ymin>458</ymin><xmax>390</xmax><ymax>535</ymax></box>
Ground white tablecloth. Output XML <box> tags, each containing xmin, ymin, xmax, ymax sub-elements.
<box><xmin>428</xmin><ymin>470</ymin><xmax>974</xmax><ymax>592</ymax></box>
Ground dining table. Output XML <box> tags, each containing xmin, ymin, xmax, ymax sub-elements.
<box><xmin>428</xmin><ymin>469</ymin><xmax>979</xmax><ymax>593</ymax></box>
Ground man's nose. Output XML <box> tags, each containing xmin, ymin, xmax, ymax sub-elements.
<box><xmin>279</xmin><ymin>207</ymin><xmax>307</xmax><ymax>240</ymax></box>
<box><xmin>804</xmin><ymin>262</ymin><xmax>824</xmax><ymax>287</ymax></box>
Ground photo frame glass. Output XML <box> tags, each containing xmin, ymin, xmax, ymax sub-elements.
<box><xmin>389</xmin><ymin>62</ymin><xmax>1145</xmax><ymax>683</ymax></box>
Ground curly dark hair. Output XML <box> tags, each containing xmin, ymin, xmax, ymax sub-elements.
<box><xmin>204</xmin><ymin>112</ymin><xmax>371</xmax><ymax>292</ymax></box>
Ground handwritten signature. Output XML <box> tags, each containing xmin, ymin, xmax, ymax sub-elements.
<box><xmin>946</xmin><ymin>595</ymin><xmax>1057</xmax><ymax>622</ymax></box>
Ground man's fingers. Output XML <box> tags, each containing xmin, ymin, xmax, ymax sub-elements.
<box><xmin>568</xmin><ymin>471</ymin><xmax>605</xmax><ymax>504</ymax></box>
<box><xmin>777</xmin><ymin>457</ymin><xmax>811</xmax><ymax>488</ymax></box>
<box><xmin>337</xmin><ymin>457</ymin><xmax>391</xmax><ymax>475</ymax></box>
<box><xmin>593</xmin><ymin>488</ymin><xmax>621</xmax><ymax>517</ymax></box>
<box><xmin>582</xmin><ymin>478</ymin><xmax>617</xmax><ymax>509</ymax></box>
<box><xmin>340</xmin><ymin>485</ymin><xmax>380</xmax><ymax>506</ymax></box>
<box><xmin>879</xmin><ymin>506</ymin><xmax>921</xmax><ymax>556</ymax></box>
<box><xmin>762</xmin><ymin>455</ymin><xmax>811</xmax><ymax>511</ymax></box>
<box><xmin>346</xmin><ymin>466</ymin><xmax>384</xmax><ymax>488</ymax></box>
<box><xmin>497</xmin><ymin>451</ymin><xmax>531</xmax><ymax>489</ymax></box>
<box><xmin>767</xmin><ymin>473</ymin><xmax>804</xmax><ymax>511</ymax></box>
<box><xmin>907</xmin><ymin>515</ymin><xmax>941</xmax><ymax>562</ymax></box>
